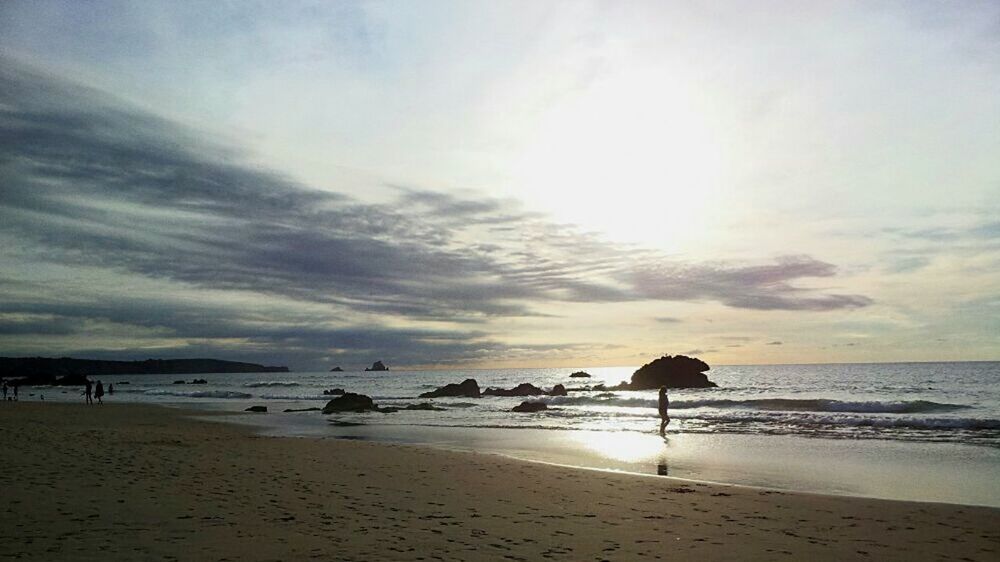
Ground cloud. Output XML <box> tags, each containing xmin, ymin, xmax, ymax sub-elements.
<box><xmin>0</xmin><ymin>59</ymin><xmax>873</xmax><ymax>367</ymax></box>
<box><xmin>766</xmin><ymin>341</ymin><xmax>783</xmax><ymax>346</ymax></box>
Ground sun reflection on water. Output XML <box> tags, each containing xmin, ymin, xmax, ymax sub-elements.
<box><xmin>570</xmin><ymin>430</ymin><xmax>669</xmax><ymax>463</ymax></box>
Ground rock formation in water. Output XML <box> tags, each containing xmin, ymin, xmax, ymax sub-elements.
<box><xmin>569</xmin><ymin>371</ymin><xmax>591</xmax><ymax>378</ymax></box>
<box><xmin>419</xmin><ymin>379</ymin><xmax>481</xmax><ymax>398</ymax></box>
<box><xmin>329</xmin><ymin>366</ymin><xmax>344</xmax><ymax>372</ymax></box>
<box><xmin>511</xmin><ymin>401</ymin><xmax>547</xmax><ymax>413</ymax></box>
<box><xmin>364</xmin><ymin>361</ymin><xmax>389</xmax><ymax>372</ymax></box>
<box><xmin>323</xmin><ymin>388</ymin><xmax>345</xmax><ymax>396</ymax></box>
<box><xmin>244</xmin><ymin>406</ymin><xmax>267</xmax><ymax>413</ymax></box>
<box><xmin>618</xmin><ymin>355</ymin><xmax>716</xmax><ymax>390</ymax></box>
<box><xmin>322</xmin><ymin>393</ymin><xmax>377</xmax><ymax>414</ymax></box>
<box><xmin>483</xmin><ymin>383</ymin><xmax>568</xmax><ymax>397</ymax></box>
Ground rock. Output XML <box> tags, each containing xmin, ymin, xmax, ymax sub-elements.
<box><xmin>322</xmin><ymin>392</ymin><xmax>377</xmax><ymax>414</ymax></box>
<box><xmin>190</xmin><ymin>378</ymin><xmax>208</xmax><ymax>384</ymax></box>
<box><xmin>173</xmin><ymin>380</ymin><xmax>186</xmax><ymax>384</ymax></box>
<box><xmin>364</xmin><ymin>361</ymin><xmax>389</xmax><ymax>372</ymax></box>
<box><xmin>624</xmin><ymin>355</ymin><xmax>717</xmax><ymax>390</ymax></box>
<box><xmin>323</xmin><ymin>388</ymin><xmax>346</xmax><ymax>396</ymax></box>
<box><xmin>244</xmin><ymin>406</ymin><xmax>267</xmax><ymax>413</ymax></box>
<box><xmin>483</xmin><ymin>383</ymin><xmax>546</xmax><ymax>397</ymax></box>
<box><xmin>378</xmin><ymin>402</ymin><xmax>447</xmax><ymax>413</ymax></box>
<box><xmin>511</xmin><ymin>401</ymin><xmax>547</xmax><ymax>413</ymax></box>
<box><xmin>569</xmin><ymin>371</ymin><xmax>591</xmax><ymax>378</ymax></box>
<box><xmin>283</xmin><ymin>407</ymin><xmax>321</xmax><ymax>413</ymax></box>
<box><xmin>549</xmin><ymin>384</ymin><xmax>568</xmax><ymax>397</ymax></box>
<box><xmin>419</xmin><ymin>379</ymin><xmax>481</xmax><ymax>398</ymax></box>
<box><xmin>328</xmin><ymin>420</ymin><xmax>365</xmax><ymax>427</ymax></box>
<box><xmin>329</xmin><ymin>366</ymin><xmax>343</xmax><ymax>372</ymax></box>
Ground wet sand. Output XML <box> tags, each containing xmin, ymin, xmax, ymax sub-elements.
<box><xmin>1</xmin><ymin>403</ymin><xmax>997</xmax><ymax>561</ymax></box>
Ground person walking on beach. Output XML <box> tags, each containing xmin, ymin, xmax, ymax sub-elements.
<box><xmin>85</xmin><ymin>379</ymin><xmax>93</xmax><ymax>405</ymax></box>
<box><xmin>95</xmin><ymin>380</ymin><xmax>104</xmax><ymax>404</ymax></box>
<box><xmin>658</xmin><ymin>386</ymin><xmax>670</xmax><ymax>436</ymax></box>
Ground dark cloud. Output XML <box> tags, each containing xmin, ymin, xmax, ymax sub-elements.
<box><xmin>766</xmin><ymin>341</ymin><xmax>783</xmax><ymax>346</ymax></box>
<box><xmin>0</xmin><ymin>59</ymin><xmax>872</xmax><ymax>367</ymax></box>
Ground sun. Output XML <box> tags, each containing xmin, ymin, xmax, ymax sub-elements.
<box><xmin>510</xmin><ymin>71</ymin><xmax>723</xmax><ymax>252</ymax></box>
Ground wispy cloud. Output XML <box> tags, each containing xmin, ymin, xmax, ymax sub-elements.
<box><xmin>0</xmin><ymin>60</ymin><xmax>872</xmax><ymax>367</ymax></box>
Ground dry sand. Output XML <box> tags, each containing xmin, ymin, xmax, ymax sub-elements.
<box><xmin>0</xmin><ymin>402</ymin><xmax>997</xmax><ymax>561</ymax></box>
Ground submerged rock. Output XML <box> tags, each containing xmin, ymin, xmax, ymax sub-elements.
<box><xmin>419</xmin><ymin>379</ymin><xmax>481</xmax><ymax>398</ymax></box>
<box><xmin>322</xmin><ymin>392</ymin><xmax>377</xmax><ymax>414</ymax></box>
<box><xmin>378</xmin><ymin>402</ymin><xmax>447</xmax><ymax>413</ymax></box>
<box><xmin>511</xmin><ymin>401</ymin><xmax>547</xmax><ymax>413</ymax></box>
<box><xmin>323</xmin><ymin>388</ymin><xmax>345</xmax><ymax>396</ymax></box>
<box><xmin>569</xmin><ymin>371</ymin><xmax>591</xmax><ymax>378</ymax></box>
<box><xmin>329</xmin><ymin>366</ymin><xmax>343</xmax><ymax>372</ymax></box>
<box><xmin>364</xmin><ymin>361</ymin><xmax>389</xmax><ymax>372</ymax></box>
<box><xmin>190</xmin><ymin>379</ymin><xmax>208</xmax><ymax>385</ymax></box>
<box><xmin>244</xmin><ymin>406</ymin><xmax>267</xmax><ymax>413</ymax></box>
<box><xmin>283</xmin><ymin>407</ymin><xmax>321</xmax><ymax>413</ymax></box>
<box><xmin>624</xmin><ymin>355</ymin><xmax>717</xmax><ymax>390</ymax></box>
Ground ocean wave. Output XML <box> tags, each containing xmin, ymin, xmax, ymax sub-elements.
<box><xmin>541</xmin><ymin>396</ymin><xmax>972</xmax><ymax>414</ymax></box>
<box><xmin>243</xmin><ymin>381</ymin><xmax>301</xmax><ymax>388</ymax></box>
<box><xmin>145</xmin><ymin>390</ymin><xmax>253</xmax><ymax>399</ymax></box>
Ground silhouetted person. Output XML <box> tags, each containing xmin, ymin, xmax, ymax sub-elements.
<box><xmin>658</xmin><ymin>386</ymin><xmax>670</xmax><ymax>436</ymax></box>
<box><xmin>2</xmin><ymin>380</ymin><xmax>7</xmax><ymax>401</ymax></box>
<box><xmin>85</xmin><ymin>379</ymin><xmax>93</xmax><ymax>405</ymax></box>
<box><xmin>95</xmin><ymin>381</ymin><xmax>104</xmax><ymax>404</ymax></box>
<box><xmin>108</xmin><ymin>383</ymin><xmax>114</xmax><ymax>395</ymax></box>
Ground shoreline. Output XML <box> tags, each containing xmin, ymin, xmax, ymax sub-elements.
<box><xmin>1</xmin><ymin>402</ymin><xmax>998</xmax><ymax>561</ymax></box>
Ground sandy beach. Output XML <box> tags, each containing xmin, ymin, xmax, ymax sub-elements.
<box><xmin>0</xmin><ymin>403</ymin><xmax>997</xmax><ymax>561</ymax></box>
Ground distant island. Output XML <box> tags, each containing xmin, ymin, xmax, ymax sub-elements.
<box><xmin>0</xmin><ymin>357</ymin><xmax>289</xmax><ymax>383</ymax></box>
<box><xmin>364</xmin><ymin>360</ymin><xmax>389</xmax><ymax>372</ymax></box>
<box><xmin>330</xmin><ymin>366</ymin><xmax>344</xmax><ymax>372</ymax></box>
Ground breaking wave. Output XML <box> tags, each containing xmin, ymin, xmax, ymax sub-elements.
<box><xmin>243</xmin><ymin>381</ymin><xmax>301</xmax><ymax>388</ymax></box>
<box><xmin>542</xmin><ymin>396</ymin><xmax>973</xmax><ymax>414</ymax></box>
<box><xmin>145</xmin><ymin>390</ymin><xmax>253</xmax><ymax>399</ymax></box>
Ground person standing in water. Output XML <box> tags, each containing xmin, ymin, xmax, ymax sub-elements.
<box><xmin>658</xmin><ymin>386</ymin><xmax>670</xmax><ymax>436</ymax></box>
<box><xmin>85</xmin><ymin>379</ymin><xmax>93</xmax><ymax>405</ymax></box>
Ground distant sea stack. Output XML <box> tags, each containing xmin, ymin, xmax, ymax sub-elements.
<box><xmin>0</xmin><ymin>357</ymin><xmax>289</xmax><ymax>383</ymax></box>
<box><xmin>364</xmin><ymin>361</ymin><xmax>389</xmax><ymax>372</ymax></box>
<box><xmin>620</xmin><ymin>355</ymin><xmax>717</xmax><ymax>390</ymax></box>
<box><xmin>329</xmin><ymin>366</ymin><xmax>344</xmax><ymax>372</ymax></box>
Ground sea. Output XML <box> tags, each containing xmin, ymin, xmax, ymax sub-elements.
<box><xmin>30</xmin><ymin>361</ymin><xmax>1000</xmax><ymax>507</ymax></box>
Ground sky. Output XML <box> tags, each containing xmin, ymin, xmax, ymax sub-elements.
<box><xmin>1</xmin><ymin>1</ymin><xmax>998</xmax><ymax>370</ymax></box>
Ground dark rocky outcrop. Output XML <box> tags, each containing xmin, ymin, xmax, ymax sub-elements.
<box><xmin>483</xmin><ymin>383</ymin><xmax>545</xmax><ymax>397</ymax></box>
<box><xmin>364</xmin><ymin>361</ymin><xmax>389</xmax><ymax>372</ymax></box>
<box><xmin>173</xmin><ymin>380</ymin><xmax>186</xmax><ymax>385</ymax></box>
<box><xmin>190</xmin><ymin>379</ymin><xmax>208</xmax><ymax>385</ymax></box>
<box><xmin>322</xmin><ymin>393</ymin><xmax>377</xmax><ymax>414</ymax></box>
<box><xmin>329</xmin><ymin>366</ymin><xmax>344</xmax><ymax>372</ymax></box>
<box><xmin>244</xmin><ymin>406</ymin><xmax>267</xmax><ymax>413</ymax></box>
<box><xmin>323</xmin><ymin>388</ymin><xmax>346</xmax><ymax>396</ymax></box>
<box><xmin>0</xmin><ymin>357</ymin><xmax>288</xmax><ymax>378</ymax></box>
<box><xmin>569</xmin><ymin>371</ymin><xmax>591</xmax><ymax>378</ymax></box>
<box><xmin>283</xmin><ymin>407</ymin><xmax>321</xmax><ymax>413</ymax></box>
<box><xmin>619</xmin><ymin>355</ymin><xmax>716</xmax><ymax>390</ymax></box>
<box><xmin>511</xmin><ymin>401</ymin><xmax>547</xmax><ymax>413</ymax></box>
<box><xmin>419</xmin><ymin>379</ymin><xmax>481</xmax><ymax>398</ymax></box>
<box><xmin>483</xmin><ymin>383</ymin><xmax>567</xmax><ymax>397</ymax></box>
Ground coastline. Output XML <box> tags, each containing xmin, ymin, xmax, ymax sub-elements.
<box><xmin>1</xmin><ymin>402</ymin><xmax>997</xmax><ymax>561</ymax></box>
